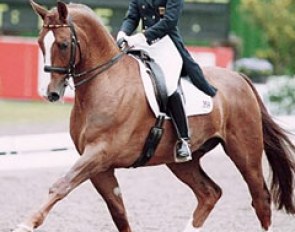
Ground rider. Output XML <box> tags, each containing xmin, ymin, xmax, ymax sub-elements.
<box><xmin>117</xmin><ymin>0</ymin><xmax>217</xmax><ymax>162</ymax></box>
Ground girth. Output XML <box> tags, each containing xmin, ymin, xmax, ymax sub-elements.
<box><xmin>126</xmin><ymin>49</ymin><xmax>168</xmax><ymax>168</ymax></box>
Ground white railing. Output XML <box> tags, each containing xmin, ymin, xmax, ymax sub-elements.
<box><xmin>0</xmin><ymin>133</ymin><xmax>75</xmax><ymax>155</ymax></box>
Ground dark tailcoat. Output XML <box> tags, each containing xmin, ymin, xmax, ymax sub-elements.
<box><xmin>120</xmin><ymin>0</ymin><xmax>217</xmax><ymax>96</ymax></box>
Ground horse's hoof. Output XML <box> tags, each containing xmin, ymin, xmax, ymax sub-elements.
<box><xmin>11</xmin><ymin>224</ymin><xmax>34</xmax><ymax>232</ymax></box>
<box><xmin>183</xmin><ymin>218</ymin><xmax>201</xmax><ymax>232</ymax></box>
<box><xmin>262</xmin><ymin>226</ymin><xmax>273</xmax><ymax>232</ymax></box>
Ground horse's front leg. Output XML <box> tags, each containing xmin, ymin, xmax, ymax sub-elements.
<box><xmin>12</xmin><ymin>144</ymin><xmax>110</xmax><ymax>232</ymax></box>
<box><xmin>91</xmin><ymin>170</ymin><xmax>132</xmax><ymax>232</ymax></box>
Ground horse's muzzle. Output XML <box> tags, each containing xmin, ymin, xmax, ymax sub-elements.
<box><xmin>47</xmin><ymin>92</ymin><xmax>61</xmax><ymax>102</ymax></box>
<box><xmin>46</xmin><ymin>79</ymin><xmax>67</xmax><ymax>102</ymax></box>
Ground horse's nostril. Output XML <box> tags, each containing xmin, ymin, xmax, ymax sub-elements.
<box><xmin>47</xmin><ymin>92</ymin><xmax>60</xmax><ymax>102</ymax></box>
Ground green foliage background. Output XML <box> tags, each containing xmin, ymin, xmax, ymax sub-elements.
<box><xmin>241</xmin><ymin>0</ymin><xmax>295</xmax><ymax>75</ymax></box>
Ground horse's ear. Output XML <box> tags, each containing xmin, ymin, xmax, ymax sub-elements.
<box><xmin>57</xmin><ymin>1</ymin><xmax>68</xmax><ymax>23</ymax></box>
<box><xmin>30</xmin><ymin>0</ymin><xmax>48</xmax><ymax>20</ymax></box>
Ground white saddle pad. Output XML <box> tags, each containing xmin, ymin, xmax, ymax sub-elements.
<box><xmin>132</xmin><ymin>56</ymin><xmax>213</xmax><ymax>118</ymax></box>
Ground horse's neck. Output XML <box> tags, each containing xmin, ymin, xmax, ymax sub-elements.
<box><xmin>72</xmin><ymin>17</ymin><xmax>141</xmax><ymax>128</ymax></box>
<box><xmin>72</xmin><ymin>20</ymin><xmax>119</xmax><ymax>103</ymax></box>
<box><xmin>77</xmin><ymin>19</ymin><xmax>118</xmax><ymax>69</ymax></box>
<box><xmin>73</xmin><ymin>57</ymin><xmax>129</xmax><ymax>123</ymax></box>
<box><xmin>72</xmin><ymin>54</ymin><xmax>143</xmax><ymax>129</ymax></box>
<box><xmin>74</xmin><ymin>71</ymin><xmax>117</xmax><ymax>108</ymax></box>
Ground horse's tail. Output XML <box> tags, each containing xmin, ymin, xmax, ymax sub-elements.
<box><xmin>240</xmin><ymin>73</ymin><xmax>295</xmax><ymax>214</ymax></box>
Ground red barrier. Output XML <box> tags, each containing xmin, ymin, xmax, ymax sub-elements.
<box><xmin>187</xmin><ymin>46</ymin><xmax>234</xmax><ymax>69</ymax></box>
<box><xmin>0</xmin><ymin>37</ymin><xmax>234</xmax><ymax>101</ymax></box>
<box><xmin>0</xmin><ymin>37</ymin><xmax>40</xmax><ymax>100</ymax></box>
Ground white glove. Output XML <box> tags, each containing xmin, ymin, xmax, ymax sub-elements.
<box><xmin>125</xmin><ymin>33</ymin><xmax>147</xmax><ymax>47</ymax></box>
<box><xmin>116</xmin><ymin>31</ymin><xmax>127</xmax><ymax>42</ymax></box>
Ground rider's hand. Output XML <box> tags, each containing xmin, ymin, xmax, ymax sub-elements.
<box><xmin>116</xmin><ymin>31</ymin><xmax>127</xmax><ymax>42</ymax></box>
<box><xmin>116</xmin><ymin>31</ymin><xmax>127</xmax><ymax>49</ymax></box>
<box><xmin>124</xmin><ymin>33</ymin><xmax>147</xmax><ymax>47</ymax></box>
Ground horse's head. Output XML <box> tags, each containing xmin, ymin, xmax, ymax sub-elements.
<box><xmin>31</xmin><ymin>0</ymin><xmax>83</xmax><ymax>102</ymax></box>
<box><xmin>31</xmin><ymin>0</ymin><xmax>121</xmax><ymax>102</ymax></box>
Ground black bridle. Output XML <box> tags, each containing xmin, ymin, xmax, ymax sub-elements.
<box><xmin>43</xmin><ymin>18</ymin><xmax>124</xmax><ymax>88</ymax></box>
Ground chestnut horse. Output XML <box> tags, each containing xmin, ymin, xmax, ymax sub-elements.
<box><xmin>13</xmin><ymin>1</ymin><xmax>295</xmax><ymax>232</ymax></box>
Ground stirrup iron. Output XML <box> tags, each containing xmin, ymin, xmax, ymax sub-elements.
<box><xmin>174</xmin><ymin>138</ymin><xmax>192</xmax><ymax>162</ymax></box>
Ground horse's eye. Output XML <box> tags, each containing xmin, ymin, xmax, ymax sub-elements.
<box><xmin>58</xmin><ymin>41</ymin><xmax>69</xmax><ymax>50</ymax></box>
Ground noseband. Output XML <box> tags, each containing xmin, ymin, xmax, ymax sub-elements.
<box><xmin>43</xmin><ymin>18</ymin><xmax>124</xmax><ymax>88</ymax></box>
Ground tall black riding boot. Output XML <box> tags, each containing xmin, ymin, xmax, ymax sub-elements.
<box><xmin>167</xmin><ymin>90</ymin><xmax>192</xmax><ymax>162</ymax></box>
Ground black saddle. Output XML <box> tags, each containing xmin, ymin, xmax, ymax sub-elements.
<box><xmin>125</xmin><ymin>49</ymin><xmax>169</xmax><ymax>168</ymax></box>
<box><xmin>127</xmin><ymin>49</ymin><xmax>168</xmax><ymax>114</ymax></box>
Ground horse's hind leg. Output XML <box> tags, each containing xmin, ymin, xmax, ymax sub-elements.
<box><xmin>223</xmin><ymin>136</ymin><xmax>272</xmax><ymax>231</ymax></box>
<box><xmin>167</xmin><ymin>155</ymin><xmax>222</xmax><ymax>231</ymax></box>
<box><xmin>90</xmin><ymin>169</ymin><xmax>131</xmax><ymax>232</ymax></box>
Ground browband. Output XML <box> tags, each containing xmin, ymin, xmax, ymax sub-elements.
<box><xmin>43</xmin><ymin>24</ymin><xmax>70</xmax><ymax>29</ymax></box>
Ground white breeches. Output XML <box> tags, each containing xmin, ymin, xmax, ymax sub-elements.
<box><xmin>132</xmin><ymin>35</ymin><xmax>183</xmax><ymax>96</ymax></box>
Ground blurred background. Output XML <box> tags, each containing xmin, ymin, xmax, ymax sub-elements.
<box><xmin>0</xmin><ymin>0</ymin><xmax>294</xmax><ymax>151</ymax></box>
<box><xmin>0</xmin><ymin>1</ymin><xmax>295</xmax><ymax>231</ymax></box>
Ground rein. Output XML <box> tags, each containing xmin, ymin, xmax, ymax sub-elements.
<box><xmin>73</xmin><ymin>52</ymin><xmax>124</xmax><ymax>87</ymax></box>
<box><xmin>43</xmin><ymin>18</ymin><xmax>124</xmax><ymax>88</ymax></box>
